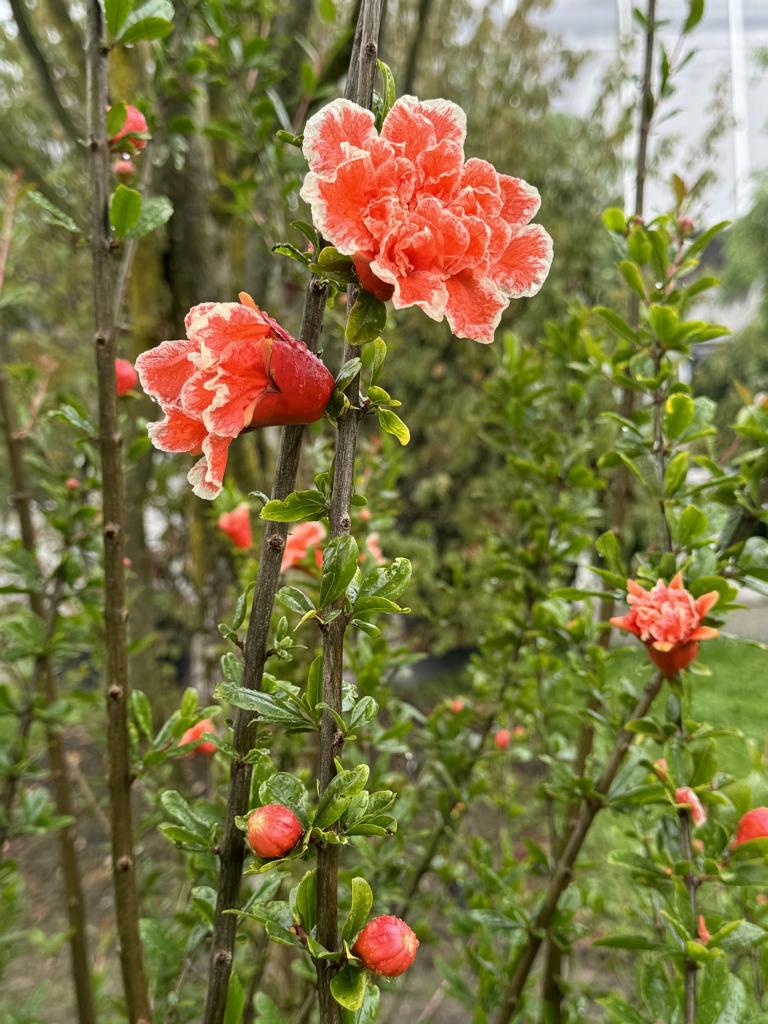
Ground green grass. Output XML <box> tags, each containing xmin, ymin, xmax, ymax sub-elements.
<box><xmin>694</xmin><ymin>636</ymin><xmax>768</xmax><ymax>743</ymax></box>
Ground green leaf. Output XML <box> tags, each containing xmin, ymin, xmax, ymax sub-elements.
<box><xmin>123</xmin><ymin>196</ymin><xmax>173</xmax><ymax>240</ymax></box>
<box><xmin>601</xmin><ymin>207</ymin><xmax>626</xmax><ymax>233</ymax></box>
<box><xmin>272</xmin><ymin>243</ymin><xmax>310</xmax><ymax>265</ymax></box>
<box><xmin>106</xmin><ymin>0</ymin><xmax>132</xmax><ymax>36</ymax></box>
<box><xmin>224</xmin><ymin>972</ymin><xmax>245</xmax><ymax>1024</ymax></box>
<box><xmin>315</xmin><ymin>764</ymin><xmax>369</xmax><ymax>829</ymax></box>
<box><xmin>319</xmin><ymin>0</ymin><xmax>335</xmax><ymax>22</ymax></box>
<box><xmin>664</xmin><ymin>450</ymin><xmax>689</xmax><ymax>495</ymax></box>
<box><xmin>110</xmin><ymin>185</ymin><xmax>142</xmax><ymax>238</ymax></box>
<box><xmin>27</xmin><ymin>191</ymin><xmax>79</xmax><ymax>234</ymax></box>
<box><xmin>676</xmin><ymin>504</ymin><xmax>708</xmax><ymax>545</ymax></box>
<box><xmin>259</xmin><ymin>772</ymin><xmax>307</xmax><ymax>817</ymax></box>
<box><xmin>130</xmin><ymin>689</ymin><xmax>153</xmax><ymax>738</ymax></box>
<box><xmin>377</xmin><ymin>408</ymin><xmax>410</xmax><ymax>445</ymax></box>
<box><xmin>336</xmin><ymin>358</ymin><xmax>362</xmax><ymax>392</ymax></box>
<box><xmin>359</xmin><ymin>558</ymin><xmax>412</xmax><ymax>602</ymax></box>
<box><xmin>663</xmin><ymin>392</ymin><xmax>694</xmax><ymax>438</ymax></box>
<box><xmin>342</xmin><ymin>877</ymin><xmax>373</xmax><ymax>943</ymax></box>
<box><xmin>277</xmin><ymin>587</ymin><xmax>315</xmax><ymax>615</ymax></box>
<box><xmin>160</xmin><ymin>790</ymin><xmax>210</xmax><ymax>840</ymax></box>
<box><xmin>291</xmin><ymin>869</ymin><xmax>317</xmax><ymax>933</ymax></box>
<box><xmin>594</xmin><ymin>306</ymin><xmax>637</xmax><ymax>343</ymax></box>
<box><xmin>117</xmin><ymin>0</ymin><xmax>174</xmax><ymax>43</ymax></box>
<box><xmin>683</xmin><ymin>0</ymin><xmax>704</xmax><ymax>33</ymax></box>
<box><xmin>106</xmin><ymin>101</ymin><xmax>127</xmax><ymax>138</ymax></box>
<box><xmin>618</xmin><ymin>260</ymin><xmax>646</xmax><ymax>299</ymax></box>
<box><xmin>331</xmin><ymin>964</ymin><xmax>367</xmax><ymax>1011</ymax></box>
<box><xmin>261</xmin><ymin>490</ymin><xmax>327</xmax><ymax>523</ymax></box>
<box><xmin>319</xmin><ymin>535</ymin><xmax>359</xmax><ymax>608</ymax></box>
<box><xmin>595</xmin><ymin>531</ymin><xmax>623</xmax><ymax>576</ymax></box>
<box><xmin>377</xmin><ymin>60</ymin><xmax>396</xmax><ymax>121</ymax></box>
<box><xmin>346</xmin><ymin>290</ymin><xmax>386</xmax><ymax>346</ymax></box>
<box><xmin>362</xmin><ymin>337</ymin><xmax>387</xmax><ymax>386</ymax></box>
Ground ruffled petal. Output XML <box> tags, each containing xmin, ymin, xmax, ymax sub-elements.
<box><xmin>187</xmin><ymin>434</ymin><xmax>231</xmax><ymax>500</ymax></box>
<box><xmin>498</xmin><ymin>173</ymin><xmax>541</xmax><ymax>225</ymax></box>
<box><xmin>302</xmin><ymin>98</ymin><xmax>378</xmax><ymax>177</ymax></box>
<box><xmin>147</xmin><ymin>407</ymin><xmax>206</xmax><ymax>453</ymax></box>
<box><xmin>185</xmin><ymin>302</ymin><xmax>272</xmax><ymax>359</ymax></box>
<box><xmin>382</xmin><ymin>96</ymin><xmax>466</xmax><ymax>160</ymax></box>
<box><xmin>135</xmin><ymin>339</ymin><xmax>197</xmax><ymax>405</ymax></box>
<box><xmin>300</xmin><ymin>158</ymin><xmax>378</xmax><ymax>255</ymax></box>
<box><xmin>444</xmin><ymin>270</ymin><xmax>506</xmax><ymax>344</ymax></box>
<box><xmin>491</xmin><ymin>223</ymin><xmax>553</xmax><ymax>299</ymax></box>
<box><xmin>610</xmin><ymin>613</ymin><xmax>638</xmax><ymax>634</ymax></box>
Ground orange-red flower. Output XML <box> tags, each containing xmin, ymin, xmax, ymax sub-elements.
<box><xmin>300</xmin><ymin>96</ymin><xmax>552</xmax><ymax>344</ymax></box>
<box><xmin>136</xmin><ymin>296</ymin><xmax>334</xmax><ymax>499</ymax></box>
<box><xmin>281</xmin><ymin>521</ymin><xmax>326</xmax><ymax>573</ymax></box>
<box><xmin>218</xmin><ymin>502</ymin><xmax>252</xmax><ymax>549</ymax></box>
<box><xmin>179</xmin><ymin>718</ymin><xmax>216</xmax><ymax>757</ymax></box>
<box><xmin>675</xmin><ymin>786</ymin><xmax>707</xmax><ymax>827</ymax></box>
<box><xmin>115</xmin><ymin>358</ymin><xmax>138</xmax><ymax>395</ymax></box>
<box><xmin>109</xmin><ymin>104</ymin><xmax>148</xmax><ymax>151</ymax></box>
<box><xmin>610</xmin><ymin>573</ymin><xmax>719</xmax><ymax>677</ymax></box>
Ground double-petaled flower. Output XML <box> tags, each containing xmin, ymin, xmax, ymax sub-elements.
<box><xmin>136</xmin><ymin>295</ymin><xmax>334</xmax><ymax>499</ymax></box>
<box><xmin>300</xmin><ymin>95</ymin><xmax>552</xmax><ymax>344</ymax></box>
<box><xmin>610</xmin><ymin>573</ymin><xmax>719</xmax><ymax>677</ymax></box>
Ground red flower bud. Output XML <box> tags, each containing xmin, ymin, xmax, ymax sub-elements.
<box><xmin>494</xmin><ymin>728</ymin><xmax>511</xmax><ymax>750</ymax></box>
<box><xmin>115</xmin><ymin>358</ymin><xmax>138</xmax><ymax>396</ymax></box>
<box><xmin>246</xmin><ymin>803</ymin><xmax>303</xmax><ymax>859</ymax></box>
<box><xmin>352</xmin><ymin>915</ymin><xmax>419</xmax><ymax>977</ymax></box>
<box><xmin>179</xmin><ymin>718</ymin><xmax>216</xmax><ymax>757</ymax></box>
<box><xmin>218</xmin><ymin>502</ymin><xmax>252</xmax><ymax>549</ymax></box>
<box><xmin>675</xmin><ymin>786</ymin><xmax>707</xmax><ymax>827</ymax></box>
<box><xmin>449</xmin><ymin>698</ymin><xmax>465</xmax><ymax>714</ymax></box>
<box><xmin>65</xmin><ymin>477</ymin><xmax>80</xmax><ymax>490</ymax></box>
<box><xmin>653</xmin><ymin>758</ymin><xmax>669</xmax><ymax>781</ymax></box>
<box><xmin>112</xmin><ymin>158</ymin><xmax>135</xmax><ymax>177</ymax></box>
<box><xmin>697</xmin><ymin>914</ymin><xmax>710</xmax><ymax>944</ymax></box>
<box><xmin>733</xmin><ymin>807</ymin><xmax>768</xmax><ymax>848</ymax></box>
<box><xmin>109</xmin><ymin>104</ymin><xmax>149</xmax><ymax>151</ymax></box>
<box><xmin>678</xmin><ymin>216</ymin><xmax>695</xmax><ymax>236</ymax></box>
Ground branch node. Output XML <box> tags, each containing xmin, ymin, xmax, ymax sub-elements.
<box><xmin>267</xmin><ymin>532</ymin><xmax>285</xmax><ymax>553</ymax></box>
<box><xmin>104</xmin><ymin>522</ymin><xmax>120</xmax><ymax>539</ymax></box>
<box><xmin>116</xmin><ymin>855</ymin><xmax>132</xmax><ymax>872</ymax></box>
<box><xmin>108</xmin><ymin>684</ymin><xmax>122</xmax><ymax>701</ymax></box>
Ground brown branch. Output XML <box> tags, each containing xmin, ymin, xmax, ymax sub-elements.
<box><xmin>85</xmin><ymin>2</ymin><xmax>151</xmax><ymax>1020</ymax></box>
<box><xmin>8</xmin><ymin>0</ymin><xmax>81</xmax><ymax>146</ymax></box>
<box><xmin>0</xmin><ymin>170</ymin><xmax>22</xmax><ymax>292</ymax></box>
<box><xmin>202</xmin><ymin>280</ymin><xmax>329</xmax><ymax>1024</ymax></box>
<box><xmin>493</xmin><ymin>670</ymin><xmax>664</xmax><ymax>1024</ymax></box>
<box><xmin>315</xmin><ymin>7</ymin><xmax>382</xmax><ymax>1023</ymax></box>
<box><xmin>0</xmin><ymin>341</ymin><xmax>96</xmax><ymax>1022</ymax></box>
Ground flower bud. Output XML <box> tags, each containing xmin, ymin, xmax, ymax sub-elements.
<box><xmin>449</xmin><ymin>698</ymin><xmax>465</xmax><ymax>714</ymax></box>
<box><xmin>65</xmin><ymin>477</ymin><xmax>80</xmax><ymax>490</ymax></box>
<box><xmin>246</xmin><ymin>803</ymin><xmax>303</xmax><ymax>859</ymax></box>
<box><xmin>733</xmin><ymin>807</ymin><xmax>768</xmax><ymax>848</ymax></box>
<box><xmin>675</xmin><ymin>786</ymin><xmax>707</xmax><ymax>827</ymax></box>
<box><xmin>352</xmin><ymin>915</ymin><xmax>419</xmax><ymax>977</ymax></box>
<box><xmin>653</xmin><ymin>758</ymin><xmax>669</xmax><ymax>781</ymax></box>
<box><xmin>697</xmin><ymin>914</ymin><xmax>710</xmax><ymax>944</ymax></box>
<box><xmin>112</xmin><ymin>158</ymin><xmax>135</xmax><ymax>177</ymax></box>
<box><xmin>494</xmin><ymin>728</ymin><xmax>511</xmax><ymax>750</ymax></box>
<box><xmin>678</xmin><ymin>216</ymin><xmax>695</xmax><ymax>236</ymax></box>
<box><xmin>115</xmin><ymin>358</ymin><xmax>138</xmax><ymax>396</ymax></box>
<box><xmin>179</xmin><ymin>718</ymin><xmax>216</xmax><ymax>757</ymax></box>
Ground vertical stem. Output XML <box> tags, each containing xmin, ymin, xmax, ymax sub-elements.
<box><xmin>316</xmin><ymin>8</ymin><xmax>382</xmax><ymax>1022</ymax></box>
<box><xmin>0</xmin><ymin>370</ymin><xmax>97</xmax><ymax>1024</ymax></box>
<box><xmin>85</xmin><ymin>3</ymin><xmax>151</xmax><ymax>1021</ymax></box>
<box><xmin>202</xmin><ymin>280</ymin><xmax>328</xmax><ymax>1024</ymax></box>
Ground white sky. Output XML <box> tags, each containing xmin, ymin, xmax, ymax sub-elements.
<box><xmin>527</xmin><ymin>0</ymin><xmax>768</xmax><ymax>219</ymax></box>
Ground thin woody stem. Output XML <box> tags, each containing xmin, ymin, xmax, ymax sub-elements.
<box><xmin>493</xmin><ymin>669</ymin><xmax>665</xmax><ymax>1024</ymax></box>
<box><xmin>0</xmin><ymin>345</ymin><xmax>96</xmax><ymax>1024</ymax></box>
<box><xmin>315</xmin><ymin>6</ymin><xmax>382</xmax><ymax>1022</ymax></box>
<box><xmin>85</xmin><ymin>2</ymin><xmax>151</xmax><ymax>1020</ymax></box>
<box><xmin>202</xmin><ymin>279</ymin><xmax>328</xmax><ymax>1024</ymax></box>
